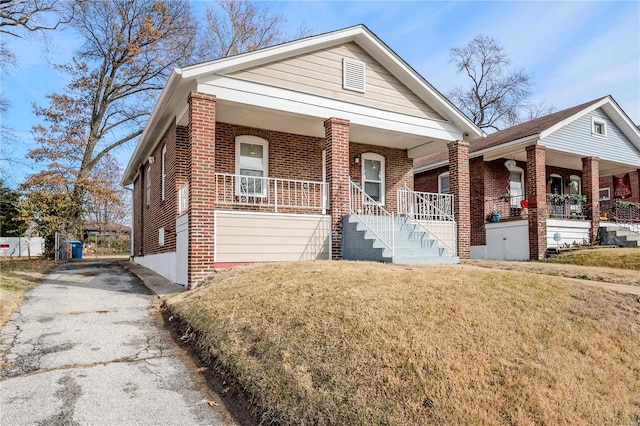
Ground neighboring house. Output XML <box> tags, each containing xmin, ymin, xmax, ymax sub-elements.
<box><xmin>122</xmin><ymin>25</ymin><xmax>482</xmax><ymax>288</ymax></box>
<box><xmin>415</xmin><ymin>96</ymin><xmax>640</xmax><ymax>260</ymax></box>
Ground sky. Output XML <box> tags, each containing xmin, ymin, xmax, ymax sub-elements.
<box><xmin>1</xmin><ymin>0</ymin><xmax>639</xmax><ymax>188</ymax></box>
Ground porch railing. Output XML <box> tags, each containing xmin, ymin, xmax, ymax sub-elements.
<box><xmin>397</xmin><ymin>185</ymin><xmax>456</xmax><ymax>256</ymax></box>
<box><xmin>600</xmin><ymin>199</ymin><xmax>640</xmax><ymax>236</ymax></box>
<box><xmin>215</xmin><ymin>173</ymin><xmax>327</xmax><ymax>213</ymax></box>
<box><xmin>547</xmin><ymin>194</ymin><xmax>587</xmax><ymax>219</ymax></box>
<box><xmin>349</xmin><ymin>180</ymin><xmax>394</xmax><ymax>256</ymax></box>
<box><xmin>397</xmin><ymin>185</ymin><xmax>455</xmax><ymax>222</ymax></box>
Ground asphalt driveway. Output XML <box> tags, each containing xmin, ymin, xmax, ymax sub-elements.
<box><xmin>0</xmin><ymin>260</ymin><xmax>226</xmax><ymax>426</ymax></box>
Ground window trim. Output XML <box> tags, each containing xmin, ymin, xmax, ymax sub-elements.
<box><xmin>161</xmin><ymin>145</ymin><xmax>166</xmax><ymax>201</ymax></box>
<box><xmin>599</xmin><ymin>187</ymin><xmax>611</xmax><ymax>201</ymax></box>
<box><xmin>509</xmin><ymin>167</ymin><xmax>525</xmax><ymax>208</ymax></box>
<box><xmin>235</xmin><ymin>135</ymin><xmax>269</xmax><ymax>197</ymax></box>
<box><xmin>591</xmin><ymin>117</ymin><xmax>607</xmax><ymax>138</ymax></box>
<box><xmin>569</xmin><ymin>175</ymin><xmax>582</xmax><ymax>196</ymax></box>
<box><xmin>146</xmin><ymin>166</ymin><xmax>151</xmax><ymax>206</ymax></box>
<box><xmin>438</xmin><ymin>171</ymin><xmax>450</xmax><ymax>194</ymax></box>
<box><xmin>361</xmin><ymin>152</ymin><xmax>385</xmax><ymax>205</ymax></box>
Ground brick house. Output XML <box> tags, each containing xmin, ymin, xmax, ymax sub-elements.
<box><xmin>415</xmin><ymin>96</ymin><xmax>640</xmax><ymax>260</ymax></box>
<box><xmin>121</xmin><ymin>25</ymin><xmax>482</xmax><ymax>288</ymax></box>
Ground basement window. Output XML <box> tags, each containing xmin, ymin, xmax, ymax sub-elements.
<box><xmin>343</xmin><ymin>58</ymin><xmax>366</xmax><ymax>93</ymax></box>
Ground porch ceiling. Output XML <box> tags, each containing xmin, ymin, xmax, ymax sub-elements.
<box><xmin>483</xmin><ymin>146</ymin><xmax>636</xmax><ymax>176</ymax></box>
<box><xmin>200</xmin><ymin>100</ymin><xmax>453</xmax><ymax>157</ymax></box>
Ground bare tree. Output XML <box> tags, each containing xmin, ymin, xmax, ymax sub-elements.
<box><xmin>197</xmin><ymin>0</ymin><xmax>310</xmax><ymax>61</ymax></box>
<box><xmin>447</xmin><ymin>35</ymin><xmax>551</xmax><ymax>131</ymax></box>
<box><xmin>84</xmin><ymin>154</ymin><xmax>129</xmax><ymax>234</ymax></box>
<box><xmin>0</xmin><ymin>0</ymin><xmax>71</xmax><ymax>37</ymax></box>
<box><xmin>26</xmin><ymin>0</ymin><xmax>197</xmax><ymax>233</ymax></box>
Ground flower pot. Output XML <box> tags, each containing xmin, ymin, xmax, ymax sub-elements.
<box><xmin>489</xmin><ymin>213</ymin><xmax>501</xmax><ymax>223</ymax></box>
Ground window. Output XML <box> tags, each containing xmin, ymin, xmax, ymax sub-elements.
<box><xmin>438</xmin><ymin>172</ymin><xmax>450</xmax><ymax>194</ymax></box>
<box><xmin>549</xmin><ymin>174</ymin><xmax>563</xmax><ymax>195</ymax></box>
<box><xmin>343</xmin><ymin>58</ymin><xmax>366</xmax><ymax>92</ymax></box>
<box><xmin>161</xmin><ymin>145</ymin><xmax>166</xmax><ymax>201</ymax></box>
<box><xmin>146</xmin><ymin>166</ymin><xmax>151</xmax><ymax>206</ymax></box>
<box><xmin>236</xmin><ymin>135</ymin><xmax>268</xmax><ymax>197</ymax></box>
<box><xmin>592</xmin><ymin>117</ymin><xmax>607</xmax><ymax>137</ymax></box>
<box><xmin>362</xmin><ymin>153</ymin><xmax>385</xmax><ymax>204</ymax></box>
<box><xmin>509</xmin><ymin>167</ymin><xmax>524</xmax><ymax>207</ymax></box>
<box><xmin>158</xmin><ymin>227</ymin><xmax>165</xmax><ymax>247</ymax></box>
<box><xmin>599</xmin><ymin>187</ymin><xmax>610</xmax><ymax>201</ymax></box>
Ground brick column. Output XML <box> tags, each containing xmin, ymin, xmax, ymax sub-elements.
<box><xmin>582</xmin><ymin>157</ymin><xmax>600</xmax><ymax>243</ymax></box>
<box><xmin>448</xmin><ymin>140</ymin><xmax>470</xmax><ymax>259</ymax></box>
<box><xmin>526</xmin><ymin>145</ymin><xmax>547</xmax><ymax>259</ymax></box>
<box><xmin>324</xmin><ymin>118</ymin><xmax>350</xmax><ymax>260</ymax></box>
<box><xmin>187</xmin><ymin>92</ymin><xmax>216</xmax><ymax>289</ymax></box>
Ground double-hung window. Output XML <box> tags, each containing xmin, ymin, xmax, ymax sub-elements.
<box><xmin>362</xmin><ymin>153</ymin><xmax>385</xmax><ymax>205</ymax></box>
<box><xmin>236</xmin><ymin>136</ymin><xmax>268</xmax><ymax>197</ymax></box>
<box><xmin>438</xmin><ymin>172</ymin><xmax>450</xmax><ymax>194</ymax></box>
<box><xmin>509</xmin><ymin>167</ymin><xmax>524</xmax><ymax>207</ymax></box>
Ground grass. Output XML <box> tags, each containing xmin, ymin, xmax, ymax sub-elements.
<box><xmin>167</xmin><ymin>261</ymin><xmax>640</xmax><ymax>425</ymax></box>
<box><xmin>0</xmin><ymin>258</ymin><xmax>58</xmax><ymax>327</ymax></box>
<box><xmin>544</xmin><ymin>247</ymin><xmax>640</xmax><ymax>270</ymax></box>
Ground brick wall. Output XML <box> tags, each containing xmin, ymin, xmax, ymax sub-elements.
<box><xmin>350</xmin><ymin>142</ymin><xmax>413</xmax><ymax>214</ymax></box>
<box><xmin>582</xmin><ymin>157</ymin><xmax>600</xmax><ymax>242</ymax></box>
<box><xmin>139</xmin><ymin>120</ymin><xmax>178</xmax><ymax>256</ymax></box>
<box><xmin>469</xmin><ymin>158</ymin><xmax>485</xmax><ymax>246</ymax></box>
<box><xmin>448</xmin><ymin>140</ymin><xmax>470</xmax><ymax>259</ymax></box>
<box><xmin>526</xmin><ymin>145</ymin><xmax>547</xmax><ymax>259</ymax></box>
<box><xmin>324</xmin><ymin>118</ymin><xmax>350</xmax><ymax>259</ymax></box>
<box><xmin>599</xmin><ymin>170</ymin><xmax>640</xmax><ymax>203</ymax></box>
<box><xmin>188</xmin><ymin>92</ymin><xmax>217</xmax><ymax>288</ymax></box>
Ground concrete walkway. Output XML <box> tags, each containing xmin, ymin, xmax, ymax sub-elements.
<box><xmin>0</xmin><ymin>259</ymin><xmax>226</xmax><ymax>426</ymax></box>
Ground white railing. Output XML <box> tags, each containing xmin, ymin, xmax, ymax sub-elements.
<box><xmin>397</xmin><ymin>185</ymin><xmax>455</xmax><ymax>222</ymax></box>
<box><xmin>397</xmin><ymin>185</ymin><xmax>457</xmax><ymax>256</ymax></box>
<box><xmin>349</xmin><ymin>180</ymin><xmax>394</xmax><ymax>256</ymax></box>
<box><xmin>178</xmin><ymin>182</ymin><xmax>189</xmax><ymax>215</ymax></box>
<box><xmin>215</xmin><ymin>173</ymin><xmax>327</xmax><ymax>213</ymax></box>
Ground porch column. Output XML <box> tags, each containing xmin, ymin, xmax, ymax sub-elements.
<box><xmin>526</xmin><ymin>145</ymin><xmax>547</xmax><ymax>259</ymax></box>
<box><xmin>448</xmin><ymin>140</ymin><xmax>470</xmax><ymax>259</ymax></box>
<box><xmin>188</xmin><ymin>92</ymin><xmax>216</xmax><ymax>288</ymax></box>
<box><xmin>324</xmin><ymin>117</ymin><xmax>350</xmax><ymax>260</ymax></box>
<box><xmin>582</xmin><ymin>157</ymin><xmax>600</xmax><ymax>243</ymax></box>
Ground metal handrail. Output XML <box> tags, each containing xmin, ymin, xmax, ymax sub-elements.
<box><xmin>397</xmin><ymin>185</ymin><xmax>457</xmax><ymax>256</ymax></box>
<box><xmin>349</xmin><ymin>180</ymin><xmax>394</xmax><ymax>256</ymax></box>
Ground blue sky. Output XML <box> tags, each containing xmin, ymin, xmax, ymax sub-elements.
<box><xmin>1</xmin><ymin>0</ymin><xmax>639</xmax><ymax>187</ymax></box>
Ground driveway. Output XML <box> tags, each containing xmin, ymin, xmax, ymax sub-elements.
<box><xmin>0</xmin><ymin>260</ymin><xmax>227</xmax><ymax>426</ymax></box>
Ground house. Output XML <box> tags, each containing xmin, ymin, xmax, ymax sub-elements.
<box><xmin>121</xmin><ymin>25</ymin><xmax>483</xmax><ymax>288</ymax></box>
<box><xmin>414</xmin><ymin>96</ymin><xmax>640</xmax><ymax>260</ymax></box>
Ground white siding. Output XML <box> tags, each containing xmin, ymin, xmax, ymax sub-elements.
<box><xmin>0</xmin><ymin>237</ymin><xmax>45</xmax><ymax>257</ymax></box>
<box><xmin>215</xmin><ymin>211</ymin><xmax>330</xmax><ymax>263</ymax></box>
<box><xmin>543</xmin><ymin>108</ymin><xmax>640</xmax><ymax>166</ymax></box>
<box><xmin>546</xmin><ymin>219</ymin><xmax>590</xmax><ymax>248</ymax></box>
<box><xmin>229</xmin><ymin>42</ymin><xmax>444</xmax><ymax>121</ymax></box>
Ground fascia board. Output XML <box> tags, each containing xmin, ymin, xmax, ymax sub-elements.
<box><xmin>413</xmin><ymin>159</ymin><xmax>449</xmax><ymax>174</ymax></box>
<box><xmin>198</xmin><ymin>77</ymin><xmax>463</xmax><ymax>140</ymax></box>
<box><xmin>474</xmin><ymin>136</ymin><xmax>540</xmax><ymax>161</ymax></box>
<box><xmin>352</xmin><ymin>31</ymin><xmax>483</xmax><ymax>139</ymax></box>
<box><xmin>540</xmin><ymin>97</ymin><xmax>609</xmax><ymax>139</ymax></box>
<box><xmin>181</xmin><ymin>26</ymin><xmax>366</xmax><ymax>78</ymax></box>
<box><xmin>122</xmin><ymin>68</ymin><xmax>183</xmax><ymax>185</ymax></box>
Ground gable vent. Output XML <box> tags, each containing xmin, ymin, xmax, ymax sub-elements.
<box><xmin>343</xmin><ymin>58</ymin><xmax>366</xmax><ymax>93</ymax></box>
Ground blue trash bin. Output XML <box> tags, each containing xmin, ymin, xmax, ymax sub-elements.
<box><xmin>69</xmin><ymin>240</ymin><xmax>83</xmax><ymax>259</ymax></box>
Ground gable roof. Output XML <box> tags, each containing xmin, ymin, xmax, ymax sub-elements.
<box><xmin>414</xmin><ymin>95</ymin><xmax>640</xmax><ymax>172</ymax></box>
<box><xmin>123</xmin><ymin>25</ymin><xmax>482</xmax><ymax>185</ymax></box>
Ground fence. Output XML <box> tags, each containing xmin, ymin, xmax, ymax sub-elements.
<box><xmin>0</xmin><ymin>237</ymin><xmax>45</xmax><ymax>258</ymax></box>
